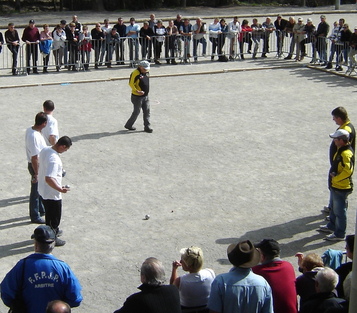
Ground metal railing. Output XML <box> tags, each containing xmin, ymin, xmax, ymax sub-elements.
<box><xmin>0</xmin><ymin>32</ymin><xmax>355</xmax><ymax>74</ymax></box>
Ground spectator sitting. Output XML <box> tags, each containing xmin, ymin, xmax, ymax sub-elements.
<box><xmin>300</xmin><ymin>267</ymin><xmax>346</xmax><ymax>313</ymax></box>
<box><xmin>208</xmin><ymin>240</ymin><xmax>273</xmax><ymax>313</ymax></box>
<box><xmin>252</xmin><ymin>239</ymin><xmax>298</xmax><ymax>313</ymax></box>
<box><xmin>0</xmin><ymin>225</ymin><xmax>82</xmax><ymax>313</ymax></box>
<box><xmin>113</xmin><ymin>257</ymin><xmax>181</xmax><ymax>313</ymax></box>
<box><xmin>335</xmin><ymin>234</ymin><xmax>354</xmax><ymax>298</ymax></box>
<box><xmin>170</xmin><ymin>246</ymin><xmax>215</xmax><ymax>312</ymax></box>
<box><xmin>295</xmin><ymin>252</ymin><xmax>324</xmax><ymax>307</ymax></box>
<box><xmin>46</xmin><ymin>300</ymin><xmax>71</xmax><ymax>313</ymax></box>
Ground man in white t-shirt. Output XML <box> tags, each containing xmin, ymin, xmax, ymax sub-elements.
<box><xmin>25</xmin><ymin>112</ymin><xmax>47</xmax><ymax>224</ymax></box>
<box><xmin>38</xmin><ymin>136</ymin><xmax>72</xmax><ymax>247</ymax></box>
<box><xmin>42</xmin><ymin>100</ymin><xmax>59</xmax><ymax>146</ymax></box>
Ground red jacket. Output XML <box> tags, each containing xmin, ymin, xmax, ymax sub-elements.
<box><xmin>253</xmin><ymin>260</ymin><xmax>298</xmax><ymax>313</ymax></box>
<box><xmin>239</xmin><ymin>25</ymin><xmax>252</xmax><ymax>42</ymax></box>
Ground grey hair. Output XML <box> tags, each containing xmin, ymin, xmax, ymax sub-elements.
<box><xmin>140</xmin><ymin>257</ymin><xmax>165</xmax><ymax>286</ymax></box>
<box><xmin>316</xmin><ymin>267</ymin><xmax>339</xmax><ymax>293</ymax></box>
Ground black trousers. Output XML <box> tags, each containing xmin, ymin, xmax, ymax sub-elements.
<box><xmin>42</xmin><ymin>198</ymin><xmax>62</xmax><ymax>232</ymax></box>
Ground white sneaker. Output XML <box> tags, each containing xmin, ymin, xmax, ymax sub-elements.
<box><xmin>324</xmin><ymin>234</ymin><xmax>345</xmax><ymax>241</ymax></box>
<box><xmin>318</xmin><ymin>225</ymin><xmax>333</xmax><ymax>233</ymax></box>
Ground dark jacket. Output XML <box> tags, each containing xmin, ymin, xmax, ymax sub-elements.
<box><xmin>113</xmin><ymin>284</ymin><xmax>181</xmax><ymax>313</ymax></box>
<box><xmin>335</xmin><ymin>262</ymin><xmax>352</xmax><ymax>298</ymax></box>
<box><xmin>300</xmin><ymin>292</ymin><xmax>345</xmax><ymax>313</ymax></box>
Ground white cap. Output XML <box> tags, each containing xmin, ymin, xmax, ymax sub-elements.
<box><xmin>329</xmin><ymin>129</ymin><xmax>349</xmax><ymax>139</ymax></box>
<box><xmin>138</xmin><ymin>60</ymin><xmax>150</xmax><ymax>71</ymax></box>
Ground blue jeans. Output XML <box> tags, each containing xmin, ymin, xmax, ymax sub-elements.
<box><xmin>327</xmin><ymin>188</ymin><xmax>351</xmax><ymax>238</ymax></box>
<box><xmin>28</xmin><ymin>163</ymin><xmax>44</xmax><ymax>221</ymax></box>
<box><xmin>193</xmin><ymin>38</ymin><xmax>207</xmax><ymax>60</ymax></box>
<box><xmin>128</xmin><ymin>38</ymin><xmax>139</xmax><ymax>62</ymax></box>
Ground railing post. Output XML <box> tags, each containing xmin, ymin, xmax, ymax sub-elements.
<box><xmin>335</xmin><ymin>0</ymin><xmax>340</xmax><ymax>10</ymax></box>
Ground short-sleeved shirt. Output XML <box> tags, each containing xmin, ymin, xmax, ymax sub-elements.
<box><xmin>25</xmin><ymin>127</ymin><xmax>46</xmax><ymax>163</ymax></box>
<box><xmin>38</xmin><ymin>146</ymin><xmax>62</xmax><ymax>200</ymax></box>
<box><xmin>42</xmin><ymin>114</ymin><xmax>59</xmax><ymax>146</ymax></box>
<box><xmin>126</xmin><ymin>24</ymin><xmax>140</xmax><ymax>38</ymax></box>
<box><xmin>0</xmin><ymin>253</ymin><xmax>82</xmax><ymax>313</ymax></box>
<box><xmin>179</xmin><ymin>268</ymin><xmax>215</xmax><ymax>307</ymax></box>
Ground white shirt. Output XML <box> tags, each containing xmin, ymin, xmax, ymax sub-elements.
<box><xmin>42</xmin><ymin>114</ymin><xmax>59</xmax><ymax>146</ymax></box>
<box><xmin>179</xmin><ymin>268</ymin><xmax>215</xmax><ymax>307</ymax></box>
<box><xmin>25</xmin><ymin>127</ymin><xmax>46</xmax><ymax>163</ymax></box>
<box><xmin>38</xmin><ymin>146</ymin><xmax>62</xmax><ymax>200</ymax></box>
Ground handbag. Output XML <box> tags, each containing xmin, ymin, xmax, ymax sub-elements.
<box><xmin>8</xmin><ymin>258</ymin><xmax>27</xmax><ymax>313</ymax></box>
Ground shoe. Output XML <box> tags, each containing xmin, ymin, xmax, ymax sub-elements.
<box><xmin>211</xmin><ymin>56</ymin><xmax>214</xmax><ymax>60</ymax></box>
<box><xmin>241</xmin><ymin>54</ymin><xmax>245</xmax><ymax>60</ymax></box>
<box><xmin>33</xmin><ymin>70</ymin><xmax>39</xmax><ymax>74</ymax></box>
<box><xmin>284</xmin><ymin>54</ymin><xmax>292</xmax><ymax>60</ymax></box>
<box><xmin>144</xmin><ymin>127</ymin><xmax>153</xmax><ymax>133</ymax></box>
<box><xmin>325</xmin><ymin>63</ymin><xmax>332</xmax><ymax>69</ymax></box>
<box><xmin>318</xmin><ymin>225</ymin><xmax>334</xmax><ymax>233</ymax></box>
<box><xmin>322</xmin><ymin>206</ymin><xmax>331</xmax><ymax>213</ymax></box>
<box><xmin>187</xmin><ymin>54</ymin><xmax>191</xmax><ymax>58</ymax></box>
<box><xmin>247</xmin><ymin>50</ymin><xmax>251</xmax><ymax>54</ymax></box>
<box><xmin>324</xmin><ymin>234</ymin><xmax>345</xmax><ymax>241</ymax></box>
<box><xmin>336</xmin><ymin>66</ymin><xmax>343</xmax><ymax>71</ymax></box>
<box><xmin>154</xmin><ymin>60</ymin><xmax>161</xmax><ymax>65</ymax></box>
<box><xmin>321</xmin><ymin>61</ymin><xmax>327</xmax><ymax>66</ymax></box>
<box><xmin>56</xmin><ymin>229</ymin><xmax>63</xmax><ymax>237</ymax></box>
<box><xmin>107</xmin><ymin>64</ymin><xmax>112</xmax><ymax>68</ymax></box>
<box><xmin>166</xmin><ymin>60</ymin><xmax>170</xmax><ymax>64</ymax></box>
<box><xmin>310</xmin><ymin>59</ymin><xmax>316</xmax><ymax>64</ymax></box>
<box><xmin>171</xmin><ymin>60</ymin><xmax>177</xmax><ymax>65</ymax></box>
<box><xmin>261</xmin><ymin>54</ymin><xmax>267</xmax><ymax>58</ymax></box>
<box><xmin>31</xmin><ymin>217</ymin><xmax>46</xmax><ymax>224</ymax></box>
<box><xmin>125</xmin><ymin>126</ymin><xmax>136</xmax><ymax>131</ymax></box>
<box><xmin>55</xmin><ymin>238</ymin><xmax>66</xmax><ymax>246</ymax></box>
<box><xmin>252</xmin><ymin>55</ymin><xmax>257</xmax><ymax>59</ymax></box>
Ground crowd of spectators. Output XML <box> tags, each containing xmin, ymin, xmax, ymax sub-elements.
<box><xmin>112</xmin><ymin>236</ymin><xmax>354</xmax><ymax>313</ymax></box>
<box><xmin>1</xmin><ymin>13</ymin><xmax>357</xmax><ymax>75</ymax></box>
<box><xmin>0</xmin><ymin>220</ymin><xmax>354</xmax><ymax>312</ymax></box>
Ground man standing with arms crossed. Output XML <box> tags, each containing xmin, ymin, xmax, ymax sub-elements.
<box><xmin>38</xmin><ymin>136</ymin><xmax>72</xmax><ymax>246</ymax></box>
<box><xmin>26</xmin><ymin>112</ymin><xmax>47</xmax><ymax>224</ymax></box>
<box><xmin>319</xmin><ymin>129</ymin><xmax>354</xmax><ymax>241</ymax></box>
